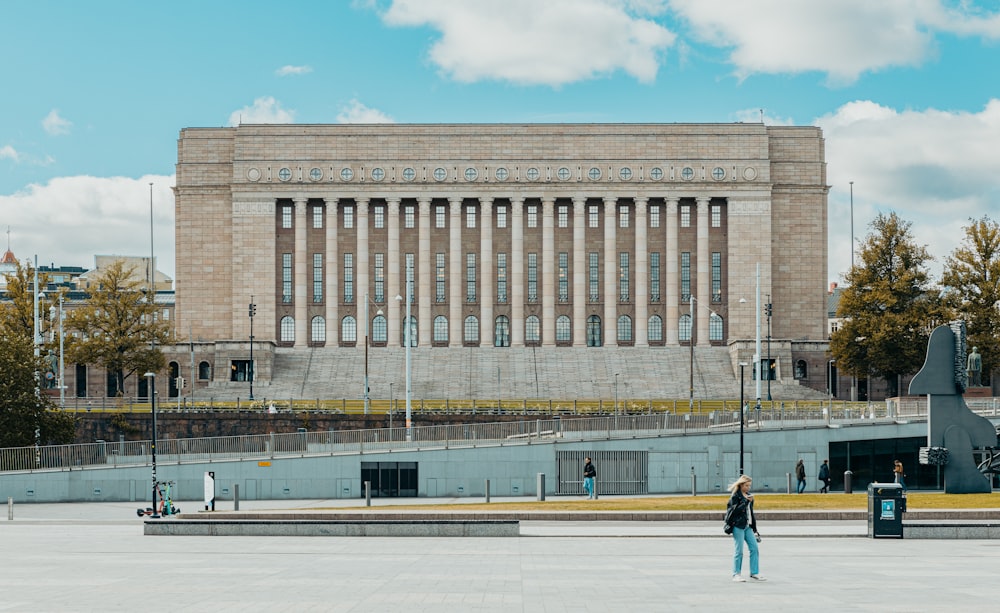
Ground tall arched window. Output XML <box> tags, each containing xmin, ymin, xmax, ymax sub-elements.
<box><xmin>434</xmin><ymin>315</ymin><xmax>449</xmax><ymax>343</ymax></box>
<box><xmin>556</xmin><ymin>315</ymin><xmax>571</xmax><ymax>343</ymax></box>
<box><xmin>310</xmin><ymin>316</ymin><xmax>326</xmax><ymax>343</ymax></box>
<box><xmin>709</xmin><ymin>313</ymin><xmax>723</xmax><ymax>341</ymax></box>
<box><xmin>372</xmin><ymin>315</ymin><xmax>387</xmax><ymax>343</ymax></box>
<box><xmin>795</xmin><ymin>360</ymin><xmax>808</xmax><ymax>380</ymax></box>
<box><xmin>464</xmin><ymin>315</ymin><xmax>480</xmax><ymax>344</ymax></box>
<box><xmin>586</xmin><ymin>315</ymin><xmax>602</xmax><ymax>347</ymax></box>
<box><xmin>494</xmin><ymin>316</ymin><xmax>510</xmax><ymax>347</ymax></box>
<box><xmin>341</xmin><ymin>316</ymin><xmax>356</xmax><ymax>343</ymax></box>
<box><xmin>617</xmin><ymin>315</ymin><xmax>633</xmax><ymax>343</ymax></box>
<box><xmin>679</xmin><ymin>314</ymin><xmax>692</xmax><ymax>342</ymax></box>
<box><xmin>280</xmin><ymin>316</ymin><xmax>295</xmax><ymax>343</ymax></box>
<box><xmin>648</xmin><ymin>315</ymin><xmax>663</xmax><ymax>342</ymax></box>
<box><xmin>198</xmin><ymin>361</ymin><xmax>211</xmax><ymax>380</ymax></box>
<box><xmin>525</xmin><ymin>315</ymin><xmax>540</xmax><ymax>344</ymax></box>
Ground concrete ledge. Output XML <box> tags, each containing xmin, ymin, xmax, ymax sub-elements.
<box><xmin>905</xmin><ymin>522</ymin><xmax>1000</xmax><ymax>539</ymax></box>
<box><xmin>144</xmin><ymin>519</ymin><xmax>519</xmax><ymax>537</ymax></box>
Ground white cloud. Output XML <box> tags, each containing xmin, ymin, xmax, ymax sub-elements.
<box><xmin>227</xmin><ymin>97</ymin><xmax>295</xmax><ymax>126</ymax></box>
<box><xmin>42</xmin><ymin>109</ymin><xmax>72</xmax><ymax>136</ymax></box>
<box><xmin>336</xmin><ymin>99</ymin><xmax>395</xmax><ymax>123</ymax></box>
<box><xmin>0</xmin><ymin>145</ymin><xmax>19</xmax><ymax>162</ymax></box>
<box><xmin>732</xmin><ymin>108</ymin><xmax>794</xmax><ymax>126</ymax></box>
<box><xmin>379</xmin><ymin>0</ymin><xmax>676</xmax><ymax>85</ymax></box>
<box><xmin>668</xmin><ymin>0</ymin><xmax>1000</xmax><ymax>84</ymax></box>
<box><xmin>0</xmin><ymin>175</ymin><xmax>176</xmax><ymax>280</ymax></box>
<box><xmin>275</xmin><ymin>65</ymin><xmax>312</xmax><ymax>76</ymax></box>
<box><xmin>818</xmin><ymin>99</ymin><xmax>1000</xmax><ymax>283</ymax></box>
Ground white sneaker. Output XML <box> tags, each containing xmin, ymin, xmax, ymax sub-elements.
<box><xmin>732</xmin><ymin>575</ymin><xmax>746</xmax><ymax>582</ymax></box>
<box><xmin>750</xmin><ymin>575</ymin><xmax>766</xmax><ymax>581</ymax></box>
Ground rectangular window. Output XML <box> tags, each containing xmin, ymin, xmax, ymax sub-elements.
<box><xmin>619</xmin><ymin>205</ymin><xmax>629</xmax><ymax>228</ymax></box>
<box><xmin>343</xmin><ymin>253</ymin><xmax>354</xmax><ymax>304</ymax></box>
<box><xmin>436</xmin><ymin>253</ymin><xmax>446</xmax><ymax>302</ymax></box>
<box><xmin>344</xmin><ymin>205</ymin><xmax>354</xmax><ymax>229</ymax></box>
<box><xmin>282</xmin><ymin>205</ymin><xmax>292</xmax><ymax>229</ymax></box>
<box><xmin>436</xmin><ymin>205</ymin><xmax>446</xmax><ymax>228</ymax></box>
<box><xmin>527</xmin><ymin>205</ymin><xmax>538</xmax><ymax>228</ymax></box>
<box><xmin>650</xmin><ymin>205</ymin><xmax>660</xmax><ymax>228</ymax></box>
<box><xmin>558</xmin><ymin>205</ymin><xmax>568</xmax><ymax>228</ymax></box>
<box><xmin>619</xmin><ymin>252</ymin><xmax>630</xmax><ymax>302</ymax></box>
<box><xmin>282</xmin><ymin>253</ymin><xmax>292</xmax><ymax>303</ymax></box>
<box><xmin>496</xmin><ymin>253</ymin><xmax>507</xmax><ymax>303</ymax></box>
<box><xmin>589</xmin><ymin>205</ymin><xmax>599</xmax><ymax>228</ymax></box>
<box><xmin>466</xmin><ymin>206</ymin><xmax>476</xmax><ymax>229</ymax></box>
<box><xmin>404</xmin><ymin>253</ymin><xmax>415</xmax><ymax>304</ymax></box>
<box><xmin>712</xmin><ymin>252</ymin><xmax>722</xmax><ymax>302</ymax></box>
<box><xmin>711</xmin><ymin>204</ymin><xmax>721</xmax><ymax>228</ymax></box>
<box><xmin>680</xmin><ymin>205</ymin><xmax>690</xmax><ymax>228</ymax></box>
<box><xmin>558</xmin><ymin>252</ymin><xmax>568</xmax><ymax>302</ymax></box>
<box><xmin>405</xmin><ymin>205</ymin><xmax>415</xmax><ymax>229</ymax></box>
<box><xmin>466</xmin><ymin>253</ymin><xmax>477</xmax><ymax>302</ymax></box>
<box><xmin>681</xmin><ymin>252</ymin><xmax>691</xmax><ymax>302</ymax></box>
<box><xmin>650</xmin><ymin>252</ymin><xmax>661</xmax><ymax>302</ymax></box>
<box><xmin>589</xmin><ymin>252</ymin><xmax>599</xmax><ymax>301</ymax></box>
<box><xmin>496</xmin><ymin>205</ymin><xmax>507</xmax><ymax>228</ymax></box>
<box><xmin>375</xmin><ymin>253</ymin><xmax>385</xmax><ymax>303</ymax></box>
<box><xmin>527</xmin><ymin>253</ymin><xmax>538</xmax><ymax>302</ymax></box>
<box><xmin>312</xmin><ymin>205</ymin><xmax>323</xmax><ymax>229</ymax></box>
<box><xmin>374</xmin><ymin>205</ymin><xmax>385</xmax><ymax>229</ymax></box>
<box><xmin>312</xmin><ymin>253</ymin><xmax>323</xmax><ymax>303</ymax></box>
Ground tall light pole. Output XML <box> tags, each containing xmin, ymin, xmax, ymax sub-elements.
<box><xmin>248</xmin><ymin>297</ymin><xmax>256</xmax><ymax>400</ymax></box>
<box><xmin>614</xmin><ymin>372</ymin><xmax>620</xmax><ymax>414</ymax></box>
<box><xmin>363</xmin><ymin>293</ymin><xmax>384</xmax><ymax>415</ymax></box>
<box><xmin>57</xmin><ymin>292</ymin><xmax>64</xmax><ymax>406</ymax></box>
<box><xmin>828</xmin><ymin>359</ymin><xmax>836</xmax><ymax>400</ymax></box>
<box><xmin>754</xmin><ymin>263</ymin><xmax>762</xmax><ymax>411</ymax></box>
<box><xmin>738</xmin><ymin>362</ymin><xmax>748</xmax><ymax>475</ymax></box>
<box><xmin>849</xmin><ymin>181</ymin><xmax>855</xmax><ymax>268</ymax></box>
<box><xmin>396</xmin><ymin>264</ymin><xmax>413</xmax><ymax>441</ymax></box>
<box><xmin>144</xmin><ymin>371</ymin><xmax>159</xmax><ymax>518</ymax></box>
<box><xmin>765</xmin><ymin>295</ymin><xmax>772</xmax><ymax>402</ymax></box>
<box><xmin>689</xmin><ymin>295</ymin><xmax>695</xmax><ymax>411</ymax></box>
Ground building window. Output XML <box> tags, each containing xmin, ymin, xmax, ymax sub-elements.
<box><xmin>525</xmin><ymin>315</ymin><xmax>540</xmax><ymax>343</ymax></box>
<box><xmin>711</xmin><ymin>204</ymin><xmax>721</xmax><ymax>228</ymax></box>
<box><xmin>617</xmin><ymin>315</ymin><xmax>632</xmax><ymax>343</ymax></box>
<box><xmin>312</xmin><ymin>253</ymin><xmax>323</xmax><ymax>303</ymax></box>
<box><xmin>527</xmin><ymin>253</ymin><xmax>537</xmax><ymax>302</ymax></box>
<box><xmin>436</xmin><ymin>253</ymin><xmax>446</xmax><ymax>302</ymax></box>
<box><xmin>497</xmin><ymin>205</ymin><xmax>507</xmax><ymax>228</ymax></box>
<box><xmin>343</xmin><ymin>253</ymin><xmax>354</xmax><ymax>304</ymax></box>
<box><xmin>650</xmin><ymin>252</ymin><xmax>661</xmax><ymax>302</ymax></box>
<box><xmin>679</xmin><ymin>313</ymin><xmax>692</xmax><ymax>342</ymax></box>
<box><xmin>466</xmin><ymin>205</ymin><xmax>476</xmax><ymax>228</ymax></box>
<box><xmin>402</xmin><ymin>315</ymin><xmax>417</xmax><ymax>347</ymax></box>
<box><xmin>680</xmin><ymin>252</ymin><xmax>691</xmax><ymax>302</ymax></box>
<box><xmin>466</xmin><ymin>253</ymin><xmax>477</xmax><ymax>303</ymax></box>
<box><xmin>436</xmin><ymin>205</ymin><xmax>445</xmax><ymax>228</ymax></box>
<box><xmin>341</xmin><ymin>316</ymin><xmax>356</xmax><ymax>343</ymax></box>
<box><xmin>619</xmin><ymin>205</ymin><xmax>629</xmax><ymax>228</ymax></box>
<box><xmin>796</xmin><ymin>360</ymin><xmax>808</xmax><ymax>380</ymax></box>
<box><xmin>558</xmin><ymin>252</ymin><xmax>569</xmax><ymax>302</ymax></box>
<box><xmin>405</xmin><ymin>205</ymin><xmax>415</xmax><ymax>229</ymax></box>
<box><xmin>648</xmin><ymin>315</ymin><xmax>663</xmax><ymax>342</ymax></box>
<box><xmin>556</xmin><ymin>315</ymin><xmax>571</xmax><ymax>343</ymax></box>
<box><xmin>712</xmin><ymin>252</ymin><xmax>722</xmax><ymax>302</ymax></box>
<box><xmin>587</xmin><ymin>315</ymin><xmax>602</xmax><ymax>347</ymax></box>
<box><xmin>198</xmin><ymin>361</ymin><xmax>211</xmax><ymax>380</ymax></box>
<box><xmin>281</xmin><ymin>316</ymin><xmax>295</xmax><ymax>343</ymax></box>
<box><xmin>405</xmin><ymin>254</ymin><xmax>415</xmax><ymax>302</ymax></box>
<box><xmin>311</xmin><ymin>316</ymin><xmax>326</xmax><ymax>343</ymax></box>
<box><xmin>589</xmin><ymin>204</ymin><xmax>599</xmax><ymax>228</ymax></box>
<box><xmin>372</xmin><ymin>314</ymin><xmax>387</xmax><ymax>343</ymax></box>
<box><xmin>680</xmin><ymin>205</ymin><xmax>690</xmax><ymax>228</ymax></box>
<box><xmin>374</xmin><ymin>205</ymin><xmax>384</xmax><ymax>229</ymax></box>
<box><xmin>434</xmin><ymin>315</ymin><xmax>449</xmax><ymax>343</ymax></box>
<box><xmin>374</xmin><ymin>253</ymin><xmax>385</xmax><ymax>302</ymax></box>
<box><xmin>497</xmin><ymin>253</ymin><xmax>507</xmax><ymax>303</ymax></box>
<box><xmin>558</xmin><ymin>205</ymin><xmax>568</xmax><ymax>228</ymax></box>
<box><xmin>282</xmin><ymin>205</ymin><xmax>292</xmax><ymax>229</ymax></box>
<box><xmin>344</xmin><ymin>205</ymin><xmax>354</xmax><ymax>229</ymax></box>
<box><xmin>464</xmin><ymin>315</ymin><xmax>479</xmax><ymax>344</ymax></box>
<box><xmin>650</xmin><ymin>205</ymin><xmax>660</xmax><ymax>228</ymax></box>
<box><xmin>312</xmin><ymin>205</ymin><xmax>323</xmax><ymax>229</ymax></box>
<box><xmin>282</xmin><ymin>253</ymin><xmax>293</xmax><ymax>303</ymax></box>
<box><xmin>710</xmin><ymin>313</ymin><xmax>724</xmax><ymax>341</ymax></box>
<box><xmin>619</xmin><ymin>252</ymin><xmax>630</xmax><ymax>302</ymax></box>
<box><xmin>589</xmin><ymin>252</ymin><xmax>599</xmax><ymax>301</ymax></box>
<box><xmin>494</xmin><ymin>316</ymin><xmax>510</xmax><ymax>347</ymax></box>
<box><xmin>527</xmin><ymin>205</ymin><xmax>538</xmax><ymax>228</ymax></box>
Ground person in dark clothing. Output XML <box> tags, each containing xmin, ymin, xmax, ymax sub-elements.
<box><xmin>795</xmin><ymin>459</ymin><xmax>806</xmax><ymax>493</ymax></box>
<box><xmin>727</xmin><ymin>474</ymin><xmax>764</xmax><ymax>582</ymax></box>
<box><xmin>583</xmin><ymin>457</ymin><xmax>597</xmax><ymax>499</ymax></box>
<box><xmin>818</xmin><ymin>460</ymin><xmax>831</xmax><ymax>493</ymax></box>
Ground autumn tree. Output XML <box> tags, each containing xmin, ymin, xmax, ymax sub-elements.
<box><xmin>830</xmin><ymin>212</ymin><xmax>950</xmax><ymax>397</ymax></box>
<box><xmin>0</xmin><ymin>259</ymin><xmax>51</xmax><ymax>340</ymax></box>
<box><xmin>0</xmin><ymin>329</ymin><xmax>76</xmax><ymax>448</ymax></box>
<box><xmin>940</xmin><ymin>216</ymin><xmax>1000</xmax><ymax>386</ymax></box>
<box><xmin>64</xmin><ymin>259</ymin><xmax>172</xmax><ymax>396</ymax></box>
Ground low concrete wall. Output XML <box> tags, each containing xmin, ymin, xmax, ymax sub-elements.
<box><xmin>904</xmin><ymin>522</ymin><xmax>1000</xmax><ymax>539</ymax></box>
<box><xmin>144</xmin><ymin>519</ymin><xmax>519</xmax><ymax>537</ymax></box>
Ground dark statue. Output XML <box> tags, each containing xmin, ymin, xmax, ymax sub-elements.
<box><xmin>909</xmin><ymin>322</ymin><xmax>996</xmax><ymax>493</ymax></box>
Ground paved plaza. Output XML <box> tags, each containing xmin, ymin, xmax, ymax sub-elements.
<box><xmin>1</xmin><ymin>499</ymin><xmax>995</xmax><ymax>612</ymax></box>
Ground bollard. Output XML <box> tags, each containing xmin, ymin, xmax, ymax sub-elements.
<box><xmin>691</xmin><ymin>466</ymin><xmax>697</xmax><ymax>496</ymax></box>
<box><xmin>234</xmin><ymin>483</ymin><xmax>240</xmax><ymax>511</ymax></box>
<box><xmin>485</xmin><ymin>479</ymin><xmax>491</xmax><ymax>504</ymax></box>
<box><xmin>593</xmin><ymin>478</ymin><xmax>598</xmax><ymax>500</ymax></box>
<box><xmin>786</xmin><ymin>472</ymin><xmax>792</xmax><ymax>494</ymax></box>
<box><xmin>7</xmin><ymin>496</ymin><xmax>12</xmax><ymax>521</ymax></box>
<box><xmin>537</xmin><ymin>473</ymin><xmax>545</xmax><ymax>501</ymax></box>
<box><xmin>365</xmin><ymin>481</ymin><xmax>371</xmax><ymax>507</ymax></box>
<box><xmin>844</xmin><ymin>470</ymin><xmax>853</xmax><ymax>494</ymax></box>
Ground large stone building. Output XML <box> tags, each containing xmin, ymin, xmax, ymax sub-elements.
<box><xmin>172</xmin><ymin>123</ymin><xmax>830</xmax><ymax>400</ymax></box>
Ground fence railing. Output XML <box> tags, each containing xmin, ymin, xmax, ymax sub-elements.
<box><xmin>1</xmin><ymin>400</ymin><xmax>947</xmax><ymax>474</ymax></box>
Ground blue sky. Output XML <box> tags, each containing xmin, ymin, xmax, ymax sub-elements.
<box><xmin>2</xmin><ymin>0</ymin><xmax>1000</xmax><ymax>286</ymax></box>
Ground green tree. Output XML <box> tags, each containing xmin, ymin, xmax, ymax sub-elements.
<box><xmin>940</xmin><ymin>216</ymin><xmax>1000</xmax><ymax>386</ymax></box>
<box><xmin>64</xmin><ymin>259</ymin><xmax>172</xmax><ymax>396</ymax></box>
<box><xmin>830</xmin><ymin>212</ymin><xmax>950</xmax><ymax>397</ymax></box>
<box><xmin>0</xmin><ymin>329</ymin><xmax>76</xmax><ymax>448</ymax></box>
<box><xmin>0</xmin><ymin>259</ymin><xmax>51</xmax><ymax>340</ymax></box>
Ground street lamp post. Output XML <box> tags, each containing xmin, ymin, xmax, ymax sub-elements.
<box><xmin>144</xmin><ymin>372</ymin><xmax>159</xmax><ymax>518</ymax></box>
<box><xmin>248</xmin><ymin>297</ymin><xmax>256</xmax><ymax>401</ymax></box>
<box><xmin>614</xmin><ymin>373</ymin><xmax>620</xmax><ymax>414</ymax></box>
<box><xmin>828</xmin><ymin>359</ymin><xmax>836</xmax><ymax>400</ymax></box>
<box><xmin>363</xmin><ymin>293</ymin><xmax>384</xmax><ymax>415</ymax></box>
<box><xmin>738</xmin><ymin>362</ymin><xmax>748</xmax><ymax>475</ymax></box>
<box><xmin>58</xmin><ymin>293</ymin><xmax>64</xmax><ymax>406</ymax></box>
<box><xmin>765</xmin><ymin>296</ymin><xmax>772</xmax><ymax>402</ymax></box>
<box><xmin>396</xmin><ymin>265</ymin><xmax>413</xmax><ymax>441</ymax></box>
<box><xmin>754</xmin><ymin>263</ymin><xmax>762</xmax><ymax>412</ymax></box>
<box><xmin>850</xmin><ymin>181</ymin><xmax>855</xmax><ymax>268</ymax></box>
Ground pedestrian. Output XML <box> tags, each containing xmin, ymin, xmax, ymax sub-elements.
<box><xmin>583</xmin><ymin>456</ymin><xmax>597</xmax><ymax>499</ymax></box>
<box><xmin>818</xmin><ymin>459</ymin><xmax>831</xmax><ymax>494</ymax></box>
<box><xmin>795</xmin><ymin>459</ymin><xmax>806</xmax><ymax>494</ymax></box>
<box><xmin>727</xmin><ymin>475</ymin><xmax>764</xmax><ymax>582</ymax></box>
<box><xmin>893</xmin><ymin>460</ymin><xmax>906</xmax><ymax>491</ymax></box>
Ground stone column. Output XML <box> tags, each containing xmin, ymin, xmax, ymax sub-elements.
<box><xmin>634</xmin><ymin>196</ymin><xmax>649</xmax><ymax>346</ymax></box>
<box><xmin>510</xmin><ymin>197</ymin><xmax>524</xmax><ymax>347</ymax></box>
<box><xmin>449</xmin><ymin>197</ymin><xmax>463</xmax><ymax>346</ymax></box>
<box><xmin>696</xmin><ymin>196</ymin><xmax>710</xmax><ymax>346</ymax></box>
<box><xmin>665</xmin><ymin>197</ymin><xmax>679</xmax><ymax>345</ymax></box>
<box><xmin>293</xmin><ymin>196</ymin><xmax>308</xmax><ymax>347</ymax></box>
<box><xmin>386</xmin><ymin>197</ymin><xmax>401</xmax><ymax>346</ymax></box>
<box><xmin>603</xmin><ymin>196</ymin><xmax>617</xmax><ymax>345</ymax></box>
<box><xmin>480</xmin><ymin>197</ymin><xmax>494</xmax><ymax>347</ymax></box>
<box><xmin>324</xmin><ymin>197</ymin><xmax>339</xmax><ymax>345</ymax></box>
<box><xmin>572</xmin><ymin>196</ymin><xmax>587</xmax><ymax>346</ymax></box>
<box><xmin>356</xmin><ymin>198</ymin><xmax>370</xmax><ymax>350</ymax></box>
<box><xmin>541</xmin><ymin>197</ymin><xmax>555</xmax><ymax>346</ymax></box>
<box><xmin>418</xmin><ymin>198</ymin><xmax>432</xmax><ymax>348</ymax></box>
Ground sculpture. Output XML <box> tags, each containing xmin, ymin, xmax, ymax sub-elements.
<box><xmin>967</xmin><ymin>346</ymin><xmax>982</xmax><ymax>387</ymax></box>
<box><xmin>909</xmin><ymin>322</ymin><xmax>996</xmax><ymax>493</ymax></box>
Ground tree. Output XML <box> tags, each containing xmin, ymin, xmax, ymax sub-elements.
<box><xmin>0</xmin><ymin>329</ymin><xmax>75</xmax><ymax>448</ymax></box>
<box><xmin>0</xmin><ymin>259</ymin><xmax>51</xmax><ymax>340</ymax></box>
<box><xmin>830</xmin><ymin>212</ymin><xmax>950</xmax><ymax>397</ymax></box>
<box><xmin>64</xmin><ymin>259</ymin><xmax>172</xmax><ymax>396</ymax></box>
<box><xmin>940</xmin><ymin>216</ymin><xmax>1000</xmax><ymax>386</ymax></box>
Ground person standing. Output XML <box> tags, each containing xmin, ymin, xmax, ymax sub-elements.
<box><xmin>583</xmin><ymin>457</ymin><xmax>597</xmax><ymax>499</ymax></box>
<box><xmin>818</xmin><ymin>459</ymin><xmax>831</xmax><ymax>494</ymax></box>
<box><xmin>795</xmin><ymin>459</ymin><xmax>806</xmax><ymax>494</ymax></box>
<box><xmin>894</xmin><ymin>460</ymin><xmax>906</xmax><ymax>491</ymax></box>
<box><xmin>727</xmin><ymin>475</ymin><xmax>765</xmax><ymax>582</ymax></box>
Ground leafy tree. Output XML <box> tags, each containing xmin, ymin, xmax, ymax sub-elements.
<box><xmin>64</xmin><ymin>259</ymin><xmax>172</xmax><ymax>396</ymax></box>
<box><xmin>0</xmin><ymin>329</ymin><xmax>76</xmax><ymax>447</ymax></box>
<box><xmin>0</xmin><ymin>259</ymin><xmax>51</xmax><ymax>340</ymax></box>
<box><xmin>830</xmin><ymin>212</ymin><xmax>950</xmax><ymax>397</ymax></box>
<box><xmin>940</xmin><ymin>216</ymin><xmax>1000</xmax><ymax>385</ymax></box>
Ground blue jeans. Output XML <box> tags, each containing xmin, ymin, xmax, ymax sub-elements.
<box><xmin>732</xmin><ymin>526</ymin><xmax>759</xmax><ymax>576</ymax></box>
<box><xmin>797</xmin><ymin>479</ymin><xmax>806</xmax><ymax>494</ymax></box>
<box><xmin>583</xmin><ymin>477</ymin><xmax>595</xmax><ymax>498</ymax></box>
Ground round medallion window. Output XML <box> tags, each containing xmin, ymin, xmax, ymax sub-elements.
<box><xmin>619</xmin><ymin>167</ymin><xmax>633</xmax><ymax>180</ymax></box>
<box><xmin>371</xmin><ymin>167</ymin><xmax>385</xmax><ymax>181</ymax></box>
<box><xmin>278</xmin><ymin>167</ymin><xmax>292</xmax><ymax>182</ymax></box>
<box><xmin>464</xmin><ymin>167</ymin><xmax>478</xmax><ymax>182</ymax></box>
<box><xmin>681</xmin><ymin>167</ymin><xmax>694</xmax><ymax>181</ymax></box>
<box><xmin>557</xmin><ymin>167</ymin><xmax>571</xmax><ymax>181</ymax></box>
<box><xmin>588</xmin><ymin>167</ymin><xmax>602</xmax><ymax>181</ymax></box>
<box><xmin>402</xmin><ymin>167</ymin><xmax>416</xmax><ymax>182</ymax></box>
<box><xmin>495</xmin><ymin>167</ymin><xmax>509</xmax><ymax>181</ymax></box>
<box><xmin>525</xmin><ymin>167</ymin><xmax>540</xmax><ymax>181</ymax></box>
<box><xmin>649</xmin><ymin>167</ymin><xmax>663</xmax><ymax>181</ymax></box>
<box><xmin>340</xmin><ymin>167</ymin><xmax>354</xmax><ymax>181</ymax></box>
<box><xmin>247</xmin><ymin>168</ymin><xmax>261</xmax><ymax>182</ymax></box>
<box><xmin>743</xmin><ymin>167</ymin><xmax>758</xmax><ymax>181</ymax></box>
<box><xmin>309</xmin><ymin>168</ymin><xmax>322</xmax><ymax>181</ymax></box>
<box><xmin>712</xmin><ymin>167</ymin><xmax>726</xmax><ymax>181</ymax></box>
<box><xmin>433</xmin><ymin>167</ymin><xmax>447</xmax><ymax>181</ymax></box>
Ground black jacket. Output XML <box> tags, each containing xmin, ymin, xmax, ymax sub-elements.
<box><xmin>727</xmin><ymin>491</ymin><xmax>757</xmax><ymax>532</ymax></box>
<box><xmin>583</xmin><ymin>462</ymin><xmax>596</xmax><ymax>478</ymax></box>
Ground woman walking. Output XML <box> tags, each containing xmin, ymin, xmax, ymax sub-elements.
<box><xmin>727</xmin><ymin>475</ymin><xmax>765</xmax><ymax>582</ymax></box>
